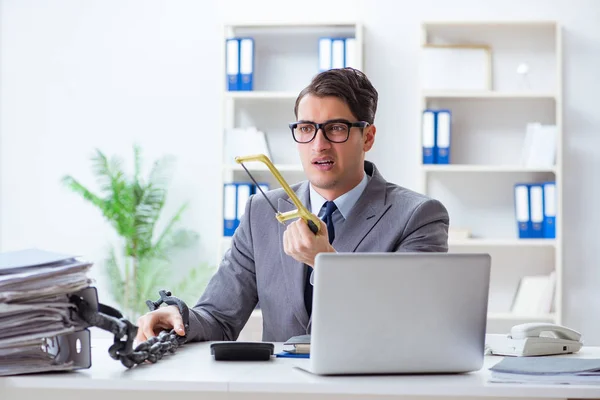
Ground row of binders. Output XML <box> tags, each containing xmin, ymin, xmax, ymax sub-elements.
<box><xmin>226</xmin><ymin>37</ymin><xmax>255</xmax><ymax>91</ymax></box>
<box><xmin>422</xmin><ymin>109</ymin><xmax>451</xmax><ymax>164</ymax></box>
<box><xmin>226</xmin><ymin>36</ymin><xmax>358</xmax><ymax>91</ymax></box>
<box><xmin>514</xmin><ymin>181</ymin><xmax>556</xmax><ymax>239</ymax></box>
<box><xmin>224</xmin><ymin>182</ymin><xmax>270</xmax><ymax>236</ymax></box>
<box><xmin>319</xmin><ymin>37</ymin><xmax>357</xmax><ymax>71</ymax></box>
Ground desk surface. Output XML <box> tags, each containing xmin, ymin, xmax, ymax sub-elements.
<box><xmin>2</xmin><ymin>340</ymin><xmax>600</xmax><ymax>400</ymax></box>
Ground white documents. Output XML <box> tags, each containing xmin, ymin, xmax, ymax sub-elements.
<box><xmin>223</xmin><ymin>127</ymin><xmax>271</xmax><ymax>165</ymax></box>
<box><xmin>489</xmin><ymin>356</ymin><xmax>600</xmax><ymax>385</ymax></box>
<box><xmin>0</xmin><ymin>248</ymin><xmax>93</xmax><ymax>376</ymax></box>
<box><xmin>521</xmin><ymin>123</ymin><xmax>557</xmax><ymax>168</ymax></box>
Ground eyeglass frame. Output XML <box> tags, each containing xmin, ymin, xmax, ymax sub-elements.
<box><xmin>288</xmin><ymin>119</ymin><xmax>370</xmax><ymax>144</ymax></box>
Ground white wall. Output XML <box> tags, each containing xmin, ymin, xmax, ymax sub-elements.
<box><xmin>1</xmin><ymin>0</ymin><xmax>600</xmax><ymax>342</ymax></box>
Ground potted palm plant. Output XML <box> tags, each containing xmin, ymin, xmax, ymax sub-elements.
<box><xmin>62</xmin><ymin>145</ymin><xmax>214</xmax><ymax>319</ymax></box>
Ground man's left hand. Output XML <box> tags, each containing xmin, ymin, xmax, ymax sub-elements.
<box><xmin>283</xmin><ymin>218</ymin><xmax>335</xmax><ymax>267</ymax></box>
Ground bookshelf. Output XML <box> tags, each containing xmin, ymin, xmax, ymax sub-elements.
<box><xmin>218</xmin><ymin>21</ymin><xmax>364</xmax><ymax>264</ymax></box>
<box><xmin>419</xmin><ymin>21</ymin><xmax>563</xmax><ymax>333</ymax></box>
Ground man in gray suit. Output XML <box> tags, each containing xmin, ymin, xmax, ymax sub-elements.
<box><xmin>136</xmin><ymin>68</ymin><xmax>449</xmax><ymax>343</ymax></box>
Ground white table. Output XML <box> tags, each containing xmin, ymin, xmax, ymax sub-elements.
<box><xmin>2</xmin><ymin>340</ymin><xmax>600</xmax><ymax>400</ymax></box>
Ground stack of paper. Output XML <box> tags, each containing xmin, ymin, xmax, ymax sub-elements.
<box><xmin>283</xmin><ymin>334</ymin><xmax>311</xmax><ymax>354</ymax></box>
<box><xmin>489</xmin><ymin>357</ymin><xmax>600</xmax><ymax>385</ymax></box>
<box><xmin>0</xmin><ymin>248</ymin><xmax>93</xmax><ymax>376</ymax></box>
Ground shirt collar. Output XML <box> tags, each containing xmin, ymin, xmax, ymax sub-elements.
<box><xmin>309</xmin><ymin>172</ymin><xmax>370</xmax><ymax>220</ymax></box>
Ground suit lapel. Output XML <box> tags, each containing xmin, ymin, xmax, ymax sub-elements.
<box><xmin>278</xmin><ymin>182</ymin><xmax>310</xmax><ymax>330</ymax></box>
<box><xmin>332</xmin><ymin>164</ymin><xmax>391</xmax><ymax>253</ymax></box>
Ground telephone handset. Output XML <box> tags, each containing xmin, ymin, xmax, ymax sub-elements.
<box><xmin>510</xmin><ymin>322</ymin><xmax>582</xmax><ymax>341</ymax></box>
<box><xmin>486</xmin><ymin>322</ymin><xmax>583</xmax><ymax>357</ymax></box>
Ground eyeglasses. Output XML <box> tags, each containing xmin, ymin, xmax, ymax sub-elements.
<box><xmin>289</xmin><ymin>119</ymin><xmax>369</xmax><ymax>144</ymax></box>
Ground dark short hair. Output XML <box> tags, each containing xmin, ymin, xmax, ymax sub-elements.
<box><xmin>294</xmin><ymin>67</ymin><xmax>378</xmax><ymax>124</ymax></box>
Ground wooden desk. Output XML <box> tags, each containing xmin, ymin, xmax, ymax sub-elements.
<box><xmin>2</xmin><ymin>340</ymin><xmax>600</xmax><ymax>400</ymax></box>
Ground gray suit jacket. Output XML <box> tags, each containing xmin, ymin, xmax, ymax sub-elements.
<box><xmin>187</xmin><ymin>161</ymin><xmax>449</xmax><ymax>342</ymax></box>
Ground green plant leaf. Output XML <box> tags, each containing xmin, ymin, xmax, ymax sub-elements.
<box><xmin>63</xmin><ymin>144</ymin><xmax>207</xmax><ymax>321</ymax></box>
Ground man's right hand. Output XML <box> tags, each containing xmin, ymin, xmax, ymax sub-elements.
<box><xmin>135</xmin><ymin>305</ymin><xmax>186</xmax><ymax>343</ymax></box>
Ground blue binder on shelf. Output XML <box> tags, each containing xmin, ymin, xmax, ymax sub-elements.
<box><xmin>543</xmin><ymin>181</ymin><xmax>557</xmax><ymax>238</ymax></box>
<box><xmin>255</xmin><ymin>182</ymin><xmax>270</xmax><ymax>194</ymax></box>
<box><xmin>422</xmin><ymin>109</ymin><xmax>436</xmax><ymax>164</ymax></box>
<box><xmin>235</xmin><ymin>183</ymin><xmax>253</xmax><ymax>230</ymax></box>
<box><xmin>223</xmin><ymin>183</ymin><xmax>237</xmax><ymax>236</ymax></box>
<box><xmin>435</xmin><ymin>109</ymin><xmax>452</xmax><ymax>164</ymax></box>
<box><xmin>514</xmin><ymin>183</ymin><xmax>532</xmax><ymax>239</ymax></box>
<box><xmin>344</xmin><ymin>37</ymin><xmax>357</xmax><ymax>68</ymax></box>
<box><xmin>239</xmin><ymin>37</ymin><xmax>254</xmax><ymax>91</ymax></box>
<box><xmin>529</xmin><ymin>183</ymin><xmax>544</xmax><ymax>238</ymax></box>
<box><xmin>331</xmin><ymin>38</ymin><xmax>345</xmax><ymax>69</ymax></box>
<box><xmin>225</xmin><ymin>38</ymin><xmax>240</xmax><ymax>91</ymax></box>
<box><xmin>318</xmin><ymin>37</ymin><xmax>332</xmax><ymax>72</ymax></box>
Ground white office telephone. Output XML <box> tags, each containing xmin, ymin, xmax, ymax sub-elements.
<box><xmin>486</xmin><ymin>322</ymin><xmax>583</xmax><ymax>357</ymax></box>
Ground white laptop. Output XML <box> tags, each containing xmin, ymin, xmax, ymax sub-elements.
<box><xmin>300</xmin><ymin>252</ymin><xmax>491</xmax><ymax>375</ymax></box>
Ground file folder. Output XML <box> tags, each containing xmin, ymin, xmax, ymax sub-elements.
<box><xmin>436</xmin><ymin>110</ymin><xmax>451</xmax><ymax>164</ymax></box>
<box><xmin>543</xmin><ymin>181</ymin><xmax>556</xmax><ymax>238</ymax></box>
<box><xmin>514</xmin><ymin>184</ymin><xmax>531</xmax><ymax>238</ymax></box>
<box><xmin>239</xmin><ymin>38</ymin><xmax>254</xmax><ymax>91</ymax></box>
<box><xmin>235</xmin><ymin>183</ymin><xmax>252</xmax><ymax>230</ymax></box>
<box><xmin>256</xmin><ymin>182</ymin><xmax>270</xmax><ymax>194</ymax></box>
<box><xmin>318</xmin><ymin>38</ymin><xmax>332</xmax><ymax>72</ymax></box>
<box><xmin>223</xmin><ymin>183</ymin><xmax>237</xmax><ymax>236</ymax></box>
<box><xmin>344</xmin><ymin>38</ymin><xmax>357</xmax><ymax>69</ymax></box>
<box><xmin>331</xmin><ymin>38</ymin><xmax>345</xmax><ymax>69</ymax></box>
<box><xmin>226</xmin><ymin>38</ymin><xmax>240</xmax><ymax>91</ymax></box>
<box><xmin>529</xmin><ymin>184</ymin><xmax>544</xmax><ymax>238</ymax></box>
<box><xmin>422</xmin><ymin>110</ymin><xmax>436</xmax><ymax>164</ymax></box>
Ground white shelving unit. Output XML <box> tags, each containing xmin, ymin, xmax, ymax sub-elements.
<box><xmin>419</xmin><ymin>21</ymin><xmax>563</xmax><ymax>333</ymax></box>
<box><xmin>218</xmin><ymin>21</ymin><xmax>364</xmax><ymax>264</ymax></box>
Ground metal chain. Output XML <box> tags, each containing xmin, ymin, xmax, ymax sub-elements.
<box><xmin>111</xmin><ymin>328</ymin><xmax>186</xmax><ymax>368</ymax></box>
<box><xmin>71</xmin><ymin>289</ymin><xmax>190</xmax><ymax>369</ymax></box>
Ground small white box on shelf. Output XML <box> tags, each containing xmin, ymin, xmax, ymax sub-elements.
<box><xmin>420</xmin><ymin>44</ymin><xmax>491</xmax><ymax>91</ymax></box>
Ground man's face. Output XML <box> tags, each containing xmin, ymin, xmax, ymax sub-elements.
<box><xmin>295</xmin><ymin>94</ymin><xmax>375</xmax><ymax>198</ymax></box>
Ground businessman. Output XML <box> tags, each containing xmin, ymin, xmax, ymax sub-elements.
<box><xmin>136</xmin><ymin>67</ymin><xmax>449</xmax><ymax>343</ymax></box>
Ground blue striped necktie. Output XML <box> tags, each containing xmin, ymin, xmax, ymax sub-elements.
<box><xmin>304</xmin><ymin>201</ymin><xmax>337</xmax><ymax>317</ymax></box>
